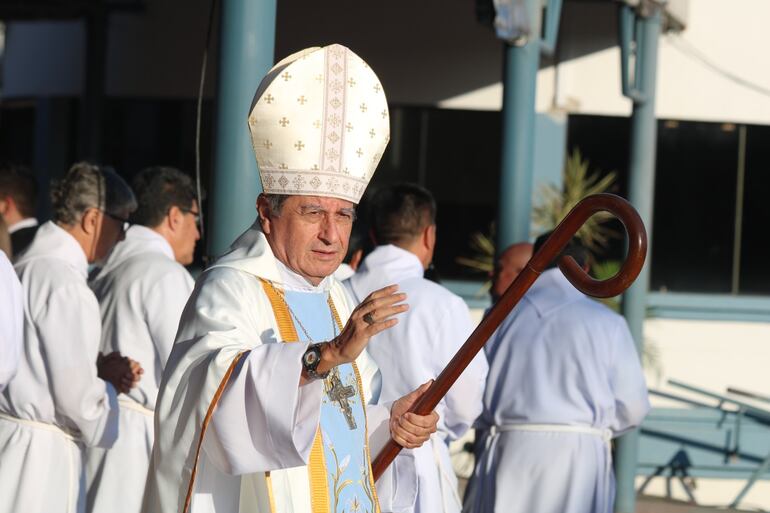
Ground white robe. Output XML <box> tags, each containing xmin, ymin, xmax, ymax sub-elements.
<box><xmin>0</xmin><ymin>250</ymin><xmax>23</xmax><ymax>391</ymax></box>
<box><xmin>346</xmin><ymin>245</ymin><xmax>489</xmax><ymax>513</ymax></box>
<box><xmin>0</xmin><ymin>221</ymin><xmax>119</xmax><ymax>513</ymax></box>
<box><xmin>464</xmin><ymin>268</ymin><xmax>650</xmax><ymax>513</ymax></box>
<box><xmin>143</xmin><ymin>221</ymin><xmax>415</xmax><ymax>513</ymax></box>
<box><xmin>86</xmin><ymin>226</ymin><xmax>195</xmax><ymax>513</ymax></box>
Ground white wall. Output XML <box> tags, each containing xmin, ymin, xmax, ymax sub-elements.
<box><xmin>4</xmin><ymin>0</ymin><xmax>770</xmax><ymax>125</ymax></box>
<box><xmin>643</xmin><ymin>318</ymin><xmax>770</xmax><ymax>407</ymax></box>
<box><xmin>442</xmin><ymin>0</ymin><xmax>770</xmax><ymax>125</ymax></box>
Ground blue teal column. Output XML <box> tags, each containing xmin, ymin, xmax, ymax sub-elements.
<box><xmin>208</xmin><ymin>0</ymin><xmax>276</xmax><ymax>258</ymax></box>
<box><xmin>615</xmin><ymin>4</ymin><xmax>662</xmax><ymax>512</ymax></box>
<box><xmin>496</xmin><ymin>0</ymin><xmax>541</xmax><ymax>250</ymax></box>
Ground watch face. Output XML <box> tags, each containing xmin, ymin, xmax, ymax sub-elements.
<box><xmin>304</xmin><ymin>349</ymin><xmax>319</xmax><ymax>366</ymax></box>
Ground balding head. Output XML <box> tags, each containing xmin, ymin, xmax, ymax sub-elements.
<box><xmin>491</xmin><ymin>242</ymin><xmax>533</xmax><ymax>303</ymax></box>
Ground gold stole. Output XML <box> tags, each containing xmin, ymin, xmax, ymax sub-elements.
<box><xmin>261</xmin><ymin>279</ymin><xmax>332</xmax><ymax>513</ymax></box>
<box><xmin>260</xmin><ymin>279</ymin><xmax>381</xmax><ymax>513</ymax></box>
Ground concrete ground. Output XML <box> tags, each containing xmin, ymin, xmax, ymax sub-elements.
<box><xmin>458</xmin><ymin>481</ymin><xmax>764</xmax><ymax>512</ymax></box>
<box><xmin>637</xmin><ymin>495</ymin><xmax>766</xmax><ymax>513</ymax></box>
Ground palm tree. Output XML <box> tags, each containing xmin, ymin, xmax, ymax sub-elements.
<box><xmin>456</xmin><ymin>148</ymin><xmax>618</xmax><ymax>284</ymax></box>
<box><xmin>532</xmin><ymin>148</ymin><xmax>618</xmax><ymax>253</ymax></box>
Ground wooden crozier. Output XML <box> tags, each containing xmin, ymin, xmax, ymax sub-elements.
<box><xmin>371</xmin><ymin>193</ymin><xmax>648</xmax><ymax>481</ymax></box>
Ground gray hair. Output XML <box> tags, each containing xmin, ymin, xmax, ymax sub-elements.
<box><xmin>51</xmin><ymin>162</ymin><xmax>137</xmax><ymax>226</ymax></box>
<box><xmin>263</xmin><ymin>193</ymin><xmax>289</xmax><ymax>217</ymax></box>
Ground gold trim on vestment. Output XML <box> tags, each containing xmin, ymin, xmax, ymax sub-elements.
<box><xmin>183</xmin><ymin>351</ymin><xmax>248</xmax><ymax>513</ymax></box>
<box><xmin>308</xmin><ymin>428</ymin><xmax>331</xmax><ymax>513</ymax></box>
<box><xmin>265</xmin><ymin>472</ymin><xmax>277</xmax><ymax>513</ymax></box>
<box><xmin>260</xmin><ymin>278</ymin><xmax>331</xmax><ymax>513</ymax></box>
<box><xmin>261</xmin><ymin>278</ymin><xmax>301</xmax><ymax>343</ymax></box>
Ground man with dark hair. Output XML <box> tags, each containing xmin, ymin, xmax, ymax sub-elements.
<box><xmin>128</xmin><ymin>166</ymin><xmax>201</xmax><ymax>265</ymax></box>
<box><xmin>347</xmin><ymin>183</ymin><xmax>488</xmax><ymax>513</ymax></box>
<box><xmin>0</xmin><ymin>162</ymin><xmax>142</xmax><ymax>513</ymax></box>
<box><xmin>86</xmin><ymin>166</ymin><xmax>199</xmax><ymax>513</ymax></box>
<box><xmin>0</xmin><ymin>163</ymin><xmax>40</xmax><ymax>258</ymax></box>
<box><xmin>369</xmin><ymin>183</ymin><xmax>437</xmax><ymax>247</ymax></box>
<box><xmin>465</xmin><ymin>233</ymin><xmax>650</xmax><ymax>513</ymax></box>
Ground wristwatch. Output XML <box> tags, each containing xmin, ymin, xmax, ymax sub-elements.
<box><xmin>302</xmin><ymin>343</ymin><xmax>330</xmax><ymax>380</ymax></box>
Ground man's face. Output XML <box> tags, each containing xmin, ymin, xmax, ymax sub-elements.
<box><xmin>261</xmin><ymin>195</ymin><xmax>355</xmax><ymax>285</ymax></box>
<box><xmin>491</xmin><ymin>243</ymin><xmax>533</xmax><ymax>303</ymax></box>
<box><xmin>175</xmin><ymin>200</ymin><xmax>200</xmax><ymax>266</ymax></box>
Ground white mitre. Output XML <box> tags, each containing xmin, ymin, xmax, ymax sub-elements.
<box><xmin>248</xmin><ymin>44</ymin><xmax>390</xmax><ymax>204</ymax></box>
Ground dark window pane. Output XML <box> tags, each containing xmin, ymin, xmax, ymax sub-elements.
<box><xmin>0</xmin><ymin>102</ymin><xmax>35</xmax><ymax>165</ymax></box>
<box><xmin>370</xmin><ymin>107</ymin><xmax>501</xmax><ymax>280</ymax></box>
<box><xmin>566</xmin><ymin>114</ymin><xmax>631</xmax><ymax>264</ymax></box>
<box><xmin>739</xmin><ymin>124</ymin><xmax>770</xmax><ymax>295</ymax></box>
<box><xmin>567</xmin><ymin>114</ymin><xmax>631</xmax><ymax>197</ymax></box>
<box><xmin>102</xmin><ymin>98</ymin><xmax>213</xmax><ymax>180</ymax></box>
<box><xmin>426</xmin><ymin>109</ymin><xmax>501</xmax><ymax>279</ymax></box>
<box><xmin>651</xmin><ymin>120</ymin><xmax>738</xmax><ymax>293</ymax></box>
<box><xmin>371</xmin><ymin>107</ymin><xmax>424</xmax><ymax>187</ymax></box>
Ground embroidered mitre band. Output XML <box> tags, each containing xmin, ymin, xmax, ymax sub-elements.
<box><xmin>248</xmin><ymin>44</ymin><xmax>390</xmax><ymax>204</ymax></box>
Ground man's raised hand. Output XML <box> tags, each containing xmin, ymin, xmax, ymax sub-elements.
<box><xmin>318</xmin><ymin>284</ymin><xmax>408</xmax><ymax>374</ymax></box>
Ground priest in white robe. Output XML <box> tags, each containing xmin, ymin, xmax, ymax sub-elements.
<box><xmin>144</xmin><ymin>44</ymin><xmax>440</xmax><ymax>513</ymax></box>
<box><xmin>346</xmin><ymin>184</ymin><xmax>488</xmax><ymax>513</ymax></box>
<box><xmin>86</xmin><ymin>166</ymin><xmax>199</xmax><ymax>513</ymax></box>
<box><xmin>0</xmin><ymin>249</ymin><xmax>22</xmax><ymax>391</ymax></box>
<box><xmin>0</xmin><ymin>162</ymin><xmax>143</xmax><ymax>513</ymax></box>
<box><xmin>490</xmin><ymin>242</ymin><xmax>532</xmax><ymax>304</ymax></box>
<box><xmin>463</xmin><ymin>235</ymin><xmax>650</xmax><ymax>513</ymax></box>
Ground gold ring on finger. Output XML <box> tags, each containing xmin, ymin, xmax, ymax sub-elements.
<box><xmin>363</xmin><ymin>312</ymin><xmax>375</xmax><ymax>325</ymax></box>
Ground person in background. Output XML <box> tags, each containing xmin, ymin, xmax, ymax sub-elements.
<box><xmin>490</xmin><ymin>242</ymin><xmax>533</xmax><ymax>304</ymax></box>
<box><xmin>334</xmin><ymin>218</ymin><xmax>368</xmax><ymax>281</ymax></box>
<box><xmin>0</xmin><ymin>214</ymin><xmax>12</xmax><ymax>258</ymax></box>
<box><xmin>0</xmin><ymin>163</ymin><xmax>39</xmax><ymax>258</ymax></box>
<box><xmin>0</xmin><ymin>162</ymin><xmax>144</xmax><ymax>513</ymax></box>
<box><xmin>86</xmin><ymin>166</ymin><xmax>199</xmax><ymax>513</ymax></box>
<box><xmin>346</xmin><ymin>183</ymin><xmax>488</xmax><ymax>513</ymax></box>
<box><xmin>0</xmin><ymin>246</ymin><xmax>22</xmax><ymax>392</ymax></box>
<box><xmin>464</xmin><ymin>234</ymin><xmax>650</xmax><ymax>513</ymax></box>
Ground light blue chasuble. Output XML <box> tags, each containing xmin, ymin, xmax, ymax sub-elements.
<box><xmin>284</xmin><ymin>290</ymin><xmax>378</xmax><ymax>513</ymax></box>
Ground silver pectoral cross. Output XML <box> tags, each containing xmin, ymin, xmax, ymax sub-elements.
<box><xmin>327</xmin><ymin>370</ymin><xmax>357</xmax><ymax>430</ymax></box>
